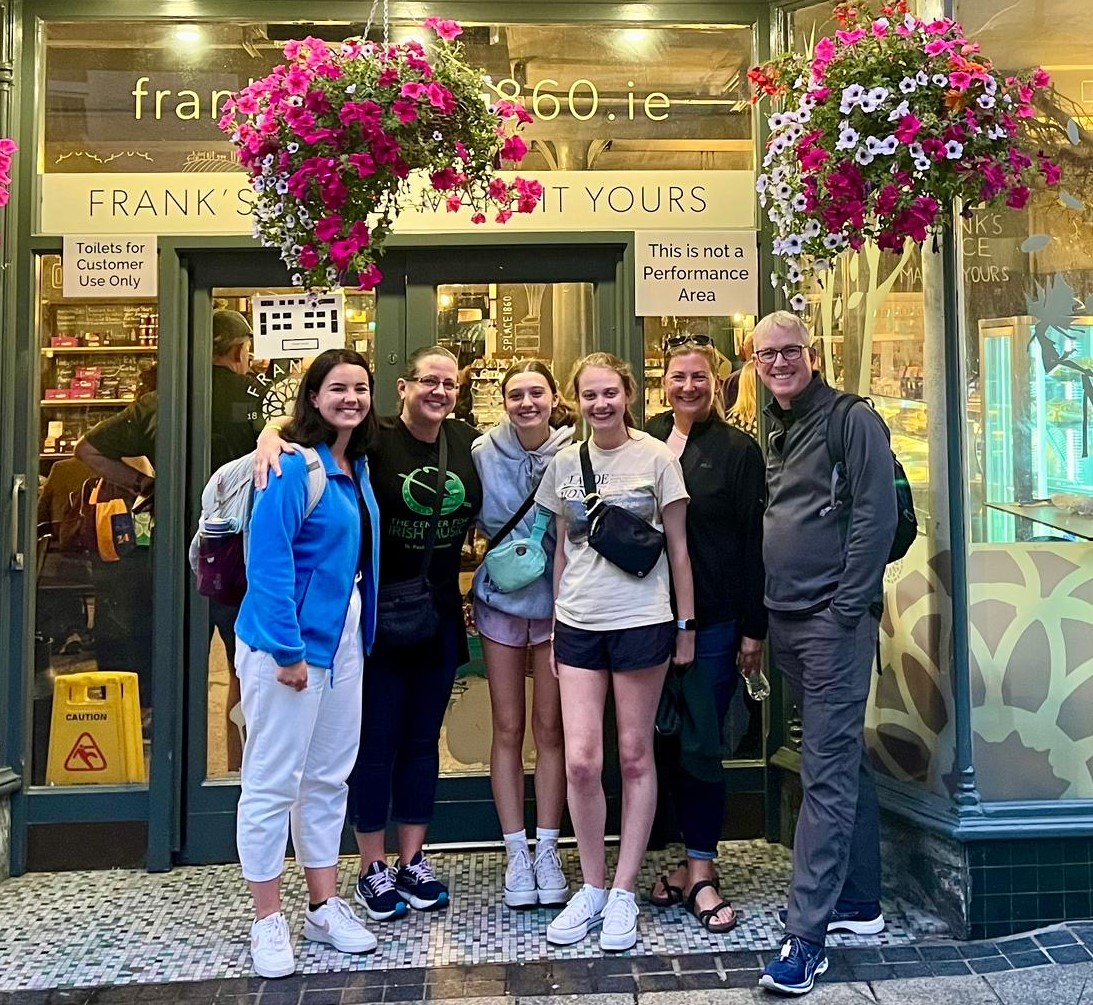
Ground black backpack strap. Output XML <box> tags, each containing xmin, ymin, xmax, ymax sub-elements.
<box><xmin>823</xmin><ymin>393</ymin><xmax>866</xmax><ymax>515</ymax></box>
<box><xmin>578</xmin><ymin>440</ymin><xmax>603</xmax><ymax>518</ymax></box>
<box><xmin>419</xmin><ymin>425</ymin><xmax>448</xmax><ymax>576</ymax></box>
<box><xmin>485</xmin><ymin>482</ymin><xmax>540</xmax><ymax>553</ymax></box>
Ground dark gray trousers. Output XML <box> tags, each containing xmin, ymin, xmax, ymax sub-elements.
<box><xmin>770</xmin><ymin>608</ymin><xmax>881</xmax><ymax>947</ymax></box>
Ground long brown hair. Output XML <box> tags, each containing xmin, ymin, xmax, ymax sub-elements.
<box><xmin>285</xmin><ymin>348</ymin><xmax>376</xmax><ymax>458</ymax></box>
<box><xmin>570</xmin><ymin>352</ymin><xmax>638</xmax><ymax>430</ymax></box>
<box><xmin>500</xmin><ymin>359</ymin><xmax>579</xmax><ymax>428</ymax></box>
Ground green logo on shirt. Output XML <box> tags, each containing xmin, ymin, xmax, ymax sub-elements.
<box><xmin>401</xmin><ymin>467</ymin><xmax>466</xmax><ymax>516</ymax></box>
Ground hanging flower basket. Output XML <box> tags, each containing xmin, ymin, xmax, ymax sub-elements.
<box><xmin>219</xmin><ymin>19</ymin><xmax>542</xmax><ymax>291</ymax></box>
<box><xmin>750</xmin><ymin>1</ymin><xmax>1060</xmax><ymax>309</ymax></box>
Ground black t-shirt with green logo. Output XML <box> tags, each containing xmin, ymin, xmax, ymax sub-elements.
<box><xmin>369</xmin><ymin>417</ymin><xmax>482</xmax><ymax>601</ymax></box>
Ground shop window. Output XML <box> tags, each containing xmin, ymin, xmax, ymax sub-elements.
<box><xmin>954</xmin><ymin>0</ymin><xmax>1093</xmax><ymax>801</ymax></box>
<box><xmin>43</xmin><ymin>21</ymin><xmax>754</xmax><ymax>175</ymax></box>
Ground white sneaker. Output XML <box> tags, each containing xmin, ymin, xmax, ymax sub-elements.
<box><xmin>303</xmin><ymin>896</ymin><xmax>378</xmax><ymax>954</ymax></box>
<box><xmin>250</xmin><ymin>912</ymin><xmax>295</xmax><ymax>978</ymax></box>
<box><xmin>534</xmin><ymin>846</ymin><xmax>569</xmax><ymax>906</ymax></box>
<box><xmin>546</xmin><ymin>884</ymin><xmax>606</xmax><ymax>946</ymax></box>
<box><xmin>504</xmin><ymin>847</ymin><xmax>538</xmax><ymax>908</ymax></box>
<box><xmin>600</xmin><ymin>888</ymin><xmax>639</xmax><ymax>952</ymax></box>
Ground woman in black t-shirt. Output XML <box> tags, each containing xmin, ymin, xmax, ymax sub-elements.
<box><xmin>257</xmin><ymin>345</ymin><xmax>481</xmax><ymax>921</ymax></box>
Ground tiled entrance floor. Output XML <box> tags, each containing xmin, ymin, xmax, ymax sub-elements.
<box><xmin>0</xmin><ymin>840</ymin><xmax>941</xmax><ymax>991</ymax></box>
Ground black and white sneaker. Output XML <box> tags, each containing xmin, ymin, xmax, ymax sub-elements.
<box><xmin>395</xmin><ymin>851</ymin><xmax>450</xmax><ymax>911</ymax></box>
<box><xmin>354</xmin><ymin>860</ymin><xmax>409</xmax><ymax>922</ymax></box>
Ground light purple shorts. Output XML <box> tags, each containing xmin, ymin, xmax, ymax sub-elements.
<box><xmin>473</xmin><ymin>598</ymin><xmax>553</xmax><ymax>649</ymax></box>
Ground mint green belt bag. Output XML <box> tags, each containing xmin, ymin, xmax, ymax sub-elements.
<box><xmin>484</xmin><ymin>508</ymin><xmax>551</xmax><ymax>593</ymax></box>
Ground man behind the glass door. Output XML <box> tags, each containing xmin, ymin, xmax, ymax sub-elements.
<box><xmin>74</xmin><ymin>310</ymin><xmax>261</xmax><ymax>744</ymax></box>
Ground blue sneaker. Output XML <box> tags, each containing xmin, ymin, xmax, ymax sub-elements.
<box><xmin>759</xmin><ymin>935</ymin><xmax>829</xmax><ymax>995</ymax></box>
<box><xmin>777</xmin><ymin>902</ymin><xmax>885</xmax><ymax>936</ymax></box>
<box><xmin>395</xmin><ymin>851</ymin><xmax>450</xmax><ymax>911</ymax></box>
<box><xmin>354</xmin><ymin>860</ymin><xmax>409</xmax><ymax>922</ymax></box>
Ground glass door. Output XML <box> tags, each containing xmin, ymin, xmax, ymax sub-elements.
<box><xmin>404</xmin><ymin>244</ymin><xmax>626</xmax><ymax>839</ymax></box>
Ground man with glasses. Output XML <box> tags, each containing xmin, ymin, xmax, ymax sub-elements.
<box><xmin>752</xmin><ymin>311</ymin><xmax>897</xmax><ymax>996</ymax></box>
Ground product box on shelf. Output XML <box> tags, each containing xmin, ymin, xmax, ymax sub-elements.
<box><xmin>50</xmin><ymin>337</ymin><xmax>79</xmax><ymax>348</ymax></box>
<box><xmin>43</xmin><ymin>388</ymin><xmax>68</xmax><ymax>399</ymax></box>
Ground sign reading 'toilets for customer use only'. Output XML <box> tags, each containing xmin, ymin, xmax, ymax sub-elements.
<box><xmin>62</xmin><ymin>235</ymin><xmax>157</xmax><ymax>298</ymax></box>
<box><xmin>634</xmin><ymin>230</ymin><xmax>758</xmax><ymax>317</ymax></box>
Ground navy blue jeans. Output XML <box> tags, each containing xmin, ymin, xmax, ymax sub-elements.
<box><xmin>660</xmin><ymin>619</ymin><xmax>740</xmax><ymax>859</ymax></box>
<box><xmin>348</xmin><ymin>611</ymin><xmax>463</xmax><ymax>833</ymax></box>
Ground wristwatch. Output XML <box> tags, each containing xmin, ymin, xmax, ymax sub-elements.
<box><xmin>675</xmin><ymin>618</ymin><xmax>696</xmax><ymax>631</ymax></box>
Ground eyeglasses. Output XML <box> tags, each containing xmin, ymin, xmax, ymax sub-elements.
<box><xmin>663</xmin><ymin>334</ymin><xmax>713</xmax><ymax>351</ymax></box>
<box><xmin>754</xmin><ymin>344</ymin><xmax>807</xmax><ymax>365</ymax></box>
<box><xmin>405</xmin><ymin>375</ymin><xmax>457</xmax><ymax>392</ymax></box>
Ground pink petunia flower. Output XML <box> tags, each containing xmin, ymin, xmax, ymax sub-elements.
<box><xmin>400</xmin><ymin>81</ymin><xmax>426</xmax><ymax>99</ymax></box>
<box><xmin>315</xmin><ymin>216</ymin><xmax>343</xmax><ymax>242</ymax></box>
<box><xmin>423</xmin><ymin>17</ymin><xmax>463</xmax><ymax>41</ymax></box>
<box><xmin>501</xmin><ymin>135</ymin><xmax>528</xmax><ymax>162</ymax></box>
<box><xmin>357</xmin><ymin>263</ymin><xmax>384</xmax><ymax>291</ymax></box>
<box><xmin>392</xmin><ymin>98</ymin><xmax>418</xmax><ymax>123</ymax></box>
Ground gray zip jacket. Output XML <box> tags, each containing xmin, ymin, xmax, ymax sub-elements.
<box><xmin>762</xmin><ymin>375</ymin><xmax>898</xmax><ymax>627</ymax></box>
<box><xmin>471</xmin><ymin>418</ymin><xmax>574</xmax><ymax>619</ymax></box>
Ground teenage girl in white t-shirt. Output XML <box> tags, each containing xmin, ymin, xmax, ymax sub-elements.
<box><xmin>534</xmin><ymin>352</ymin><xmax>695</xmax><ymax>952</ymax></box>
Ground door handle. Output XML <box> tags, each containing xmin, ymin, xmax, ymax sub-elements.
<box><xmin>10</xmin><ymin>474</ymin><xmax>25</xmax><ymax>571</ymax></box>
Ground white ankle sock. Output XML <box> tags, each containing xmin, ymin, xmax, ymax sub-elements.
<box><xmin>608</xmin><ymin>887</ymin><xmax>636</xmax><ymax>905</ymax></box>
<box><xmin>503</xmin><ymin>829</ymin><xmax>529</xmax><ymax>859</ymax></box>
<box><xmin>535</xmin><ymin>827</ymin><xmax>560</xmax><ymax>858</ymax></box>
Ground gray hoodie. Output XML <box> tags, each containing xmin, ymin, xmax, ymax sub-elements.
<box><xmin>471</xmin><ymin>418</ymin><xmax>574</xmax><ymax>618</ymax></box>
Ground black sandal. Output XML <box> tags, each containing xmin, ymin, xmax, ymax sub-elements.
<box><xmin>685</xmin><ymin>879</ymin><xmax>739</xmax><ymax>934</ymax></box>
<box><xmin>649</xmin><ymin>859</ymin><xmax>687</xmax><ymax>907</ymax></box>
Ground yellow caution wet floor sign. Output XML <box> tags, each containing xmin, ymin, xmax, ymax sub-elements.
<box><xmin>46</xmin><ymin>671</ymin><xmax>146</xmax><ymax>785</ymax></box>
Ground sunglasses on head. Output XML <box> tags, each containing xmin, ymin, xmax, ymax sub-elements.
<box><xmin>662</xmin><ymin>334</ymin><xmax>713</xmax><ymax>351</ymax></box>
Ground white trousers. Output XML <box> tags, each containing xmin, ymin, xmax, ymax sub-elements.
<box><xmin>235</xmin><ymin>587</ymin><xmax>363</xmax><ymax>883</ymax></box>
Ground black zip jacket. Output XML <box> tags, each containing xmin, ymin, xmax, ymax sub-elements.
<box><xmin>646</xmin><ymin>410</ymin><xmax>768</xmax><ymax>640</ymax></box>
<box><xmin>763</xmin><ymin>374</ymin><xmax>897</xmax><ymax>627</ymax></box>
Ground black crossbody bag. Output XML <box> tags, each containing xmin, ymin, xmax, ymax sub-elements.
<box><xmin>375</xmin><ymin>426</ymin><xmax>448</xmax><ymax>648</ymax></box>
<box><xmin>579</xmin><ymin>439</ymin><xmax>665</xmax><ymax>579</ymax></box>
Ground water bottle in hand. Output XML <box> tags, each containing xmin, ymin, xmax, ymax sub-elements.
<box><xmin>743</xmin><ymin>668</ymin><xmax>770</xmax><ymax>702</ymax></box>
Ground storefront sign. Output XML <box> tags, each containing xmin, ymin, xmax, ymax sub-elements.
<box><xmin>61</xmin><ymin>234</ymin><xmax>157</xmax><ymax>297</ymax></box>
<box><xmin>634</xmin><ymin>230</ymin><xmax>758</xmax><ymax>316</ymax></box>
<box><xmin>40</xmin><ymin>171</ymin><xmax>756</xmax><ymax>235</ymax></box>
<box><xmin>252</xmin><ymin>293</ymin><xmax>345</xmax><ymax>358</ymax></box>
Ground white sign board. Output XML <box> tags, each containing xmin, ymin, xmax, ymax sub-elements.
<box><xmin>634</xmin><ymin>230</ymin><xmax>758</xmax><ymax>317</ymax></box>
<box><xmin>252</xmin><ymin>293</ymin><xmax>345</xmax><ymax>359</ymax></box>
<box><xmin>40</xmin><ymin>171</ymin><xmax>756</xmax><ymax>235</ymax></box>
<box><xmin>62</xmin><ymin>235</ymin><xmax>157</xmax><ymax>297</ymax></box>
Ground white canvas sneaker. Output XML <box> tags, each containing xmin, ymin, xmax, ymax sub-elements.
<box><xmin>504</xmin><ymin>847</ymin><xmax>538</xmax><ymax>908</ymax></box>
<box><xmin>534</xmin><ymin>846</ymin><xmax>569</xmax><ymax>906</ymax></box>
<box><xmin>303</xmin><ymin>896</ymin><xmax>378</xmax><ymax>954</ymax></box>
<box><xmin>599</xmin><ymin>888</ymin><xmax>639</xmax><ymax>952</ymax></box>
<box><xmin>250</xmin><ymin>912</ymin><xmax>295</xmax><ymax>978</ymax></box>
<box><xmin>546</xmin><ymin>884</ymin><xmax>607</xmax><ymax>945</ymax></box>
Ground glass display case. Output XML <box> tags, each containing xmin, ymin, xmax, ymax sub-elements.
<box><xmin>978</xmin><ymin>315</ymin><xmax>1093</xmax><ymax>542</ymax></box>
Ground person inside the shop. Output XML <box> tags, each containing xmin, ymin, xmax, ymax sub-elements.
<box><xmin>534</xmin><ymin>352</ymin><xmax>694</xmax><ymax>953</ymax></box>
<box><xmin>725</xmin><ymin>360</ymin><xmax>759</xmax><ymax>441</ymax></box>
<box><xmin>234</xmin><ymin>347</ymin><xmax>381</xmax><ymax>979</ymax></box>
<box><xmin>644</xmin><ymin>335</ymin><xmax>767</xmax><ymax>936</ymax></box>
<box><xmin>470</xmin><ymin>359</ymin><xmax>576</xmax><ymax>910</ymax></box>
<box><xmin>752</xmin><ymin>311</ymin><xmax>896</xmax><ymax>997</ymax></box>
<box><xmin>256</xmin><ymin>345</ymin><xmax>482</xmax><ymax>921</ymax></box>
<box><xmin>207</xmin><ymin>309</ymin><xmax>265</xmax><ymax>772</ymax></box>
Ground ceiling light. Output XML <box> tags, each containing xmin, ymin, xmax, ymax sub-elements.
<box><xmin>175</xmin><ymin>25</ymin><xmax>202</xmax><ymax>45</ymax></box>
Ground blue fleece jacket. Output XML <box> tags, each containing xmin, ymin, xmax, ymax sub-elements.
<box><xmin>235</xmin><ymin>443</ymin><xmax>381</xmax><ymax>669</ymax></box>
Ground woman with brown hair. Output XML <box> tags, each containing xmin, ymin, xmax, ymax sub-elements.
<box><xmin>471</xmin><ymin>360</ymin><xmax>577</xmax><ymax>909</ymax></box>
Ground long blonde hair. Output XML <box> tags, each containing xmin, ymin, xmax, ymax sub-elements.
<box><xmin>570</xmin><ymin>352</ymin><xmax>638</xmax><ymax>429</ymax></box>
<box><xmin>727</xmin><ymin>359</ymin><xmax>757</xmax><ymax>429</ymax></box>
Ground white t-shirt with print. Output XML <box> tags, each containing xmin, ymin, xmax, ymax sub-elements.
<box><xmin>535</xmin><ymin>430</ymin><xmax>689</xmax><ymax>631</ymax></box>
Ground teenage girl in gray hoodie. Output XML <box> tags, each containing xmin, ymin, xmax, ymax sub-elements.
<box><xmin>470</xmin><ymin>360</ymin><xmax>577</xmax><ymax>910</ymax></box>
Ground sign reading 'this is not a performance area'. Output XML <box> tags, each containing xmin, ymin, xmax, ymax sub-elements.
<box><xmin>62</xmin><ymin>235</ymin><xmax>157</xmax><ymax>298</ymax></box>
<box><xmin>634</xmin><ymin>230</ymin><xmax>758</xmax><ymax>317</ymax></box>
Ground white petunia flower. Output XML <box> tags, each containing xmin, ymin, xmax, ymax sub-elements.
<box><xmin>792</xmin><ymin>193</ymin><xmax>809</xmax><ymax>212</ymax></box>
<box><xmin>914</xmin><ymin>156</ymin><xmax>932</xmax><ymax>171</ymax></box>
<box><xmin>790</xmin><ymin>293</ymin><xmax>807</xmax><ymax>311</ymax></box>
<box><xmin>803</xmin><ymin>220</ymin><xmax>822</xmax><ymax>239</ymax></box>
<box><xmin>983</xmin><ymin>75</ymin><xmax>998</xmax><ymax>95</ymax></box>
<box><xmin>879</xmin><ymin>136</ymin><xmax>899</xmax><ymax>155</ymax></box>
<box><xmin>771</xmin><ymin>272</ymin><xmax>780</xmax><ymax>288</ymax></box>
<box><xmin>840</xmin><ymin>83</ymin><xmax>866</xmax><ymax>113</ymax></box>
<box><xmin>774</xmin><ymin>182</ymin><xmax>793</xmax><ymax>200</ymax></box>
<box><xmin>346</xmin><ymin>83</ymin><xmax>357</xmax><ymax>95</ymax></box>
<box><xmin>945</xmin><ymin>140</ymin><xmax>964</xmax><ymax>158</ymax></box>
<box><xmin>866</xmin><ymin>136</ymin><xmax>883</xmax><ymax>154</ymax></box>
<box><xmin>787</xmin><ymin>263</ymin><xmax>803</xmax><ymax>283</ymax></box>
<box><xmin>836</xmin><ymin>126</ymin><xmax>860</xmax><ymax>150</ymax></box>
<box><xmin>756</xmin><ymin>174</ymin><xmax>769</xmax><ymax>194</ymax></box>
<box><xmin>888</xmin><ymin>100</ymin><xmax>911</xmax><ymax>122</ymax></box>
<box><xmin>909</xmin><ymin>142</ymin><xmax>924</xmax><ymax>158</ymax></box>
<box><xmin>783</xmin><ymin>235</ymin><xmax>804</xmax><ymax>254</ymax></box>
<box><xmin>868</xmin><ymin>86</ymin><xmax>890</xmax><ymax>104</ymax></box>
<box><xmin>823</xmin><ymin>233</ymin><xmax>844</xmax><ymax>250</ymax></box>
<box><xmin>931</xmin><ymin>74</ymin><xmax>949</xmax><ymax>87</ymax></box>
<box><xmin>977</xmin><ymin>94</ymin><xmax>996</xmax><ymax>109</ymax></box>
<box><xmin>855</xmin><ymin>147</ymin><xmax>875</xmax><ymax>165</ymax></box>
<box><xmin>899</xmin><ymin>76</ymin><xmax>918</xmax><ymax>94</ymax></box>
<box><xmin>859</xmin><ymin>96</ymin><xmax>879</xmax><ymax>113</ymax></box>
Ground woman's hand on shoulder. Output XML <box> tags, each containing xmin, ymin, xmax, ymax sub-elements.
<box><xmin>254</xmin><ymin>423</ymin><xmax>297</xmax><ymax>489</ymax></box>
